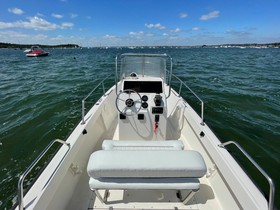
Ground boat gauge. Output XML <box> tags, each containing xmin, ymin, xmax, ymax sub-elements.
<box><xmin>154</xmin><ymin>95</ymin><xmax>162</xmax><ymax>106</ymax></box>
<box><xmin>142</xmin><ymin>102</ymin><xmax>148</xmax><ymax>109</ymax></box>
<box><xmin>142</xmin><ymin>95</ymin><xmax>148</xmax><ymax>101</ymax></box>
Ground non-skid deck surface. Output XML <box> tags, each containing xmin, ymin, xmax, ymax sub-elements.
<box><xmin>88</xmin><ymin>189</ymin><xmax>199</xmax><ymax>210</ymax></box>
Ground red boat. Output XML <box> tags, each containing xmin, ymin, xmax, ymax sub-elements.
<box><xmin>26</xmin><ymin>46</ymin><xmax>49</xmax><ymax>57</ymax></box>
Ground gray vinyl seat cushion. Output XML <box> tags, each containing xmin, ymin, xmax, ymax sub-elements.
<box><xmin>87</xmin><ymin>148</ymin><xmax>207</xmax><ymax>204</ymax></box>
<box><xmin>87</xmin><ymin>150</ymin><xmax>206</xmax><ymax>178</ymax></box>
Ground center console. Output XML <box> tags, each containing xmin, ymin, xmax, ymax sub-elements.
<box><xmin>117</xmin><ymin>79</ymin><xmax>167</xmax><ymax>140</ymax></box>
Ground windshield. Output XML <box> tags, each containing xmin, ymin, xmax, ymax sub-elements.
<box><xmin>121</xmin><ymin>55</ymin><xmax>166</xmax><ymax>81</ymax></box>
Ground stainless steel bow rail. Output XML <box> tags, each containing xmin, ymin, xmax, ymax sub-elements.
<box><xmin>18</xmin><ymin>139</ymin><xmax>70</xmax><ymax>210</ymax></box>
<box><xmin>169</xmin><ymin>72</ymin><xmax>204</xmax><ymax>125</ymax></box>
<box><xmin>219</xmin><ymin>141</ymin><xmax>275</xmax><ymax>210</ymax></box>
<box><xmin>81</xmin><ymin>74</ymin><xmax>113</xmax><ymax>124</ymax></box>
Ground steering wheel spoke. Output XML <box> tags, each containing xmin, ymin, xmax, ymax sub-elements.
<box><xmin>118</xmin><ymin>98</ymin><xmax>126</xmax><ymax>102</ymax></box>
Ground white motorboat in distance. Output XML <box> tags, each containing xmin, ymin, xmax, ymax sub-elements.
<box><xmin>26</xmin><ymin>46</ymin><xmax>49</xmax><ymax>57</ymax></box>
<box><xmin>16</xmin><ymin>53</ymin><xmax>275</xmax><ymax>210</ymax></box>
<box><xmin>23</xmin><ymin>49</ymin><xmax>32</xmax><ymax>53</ymax></box>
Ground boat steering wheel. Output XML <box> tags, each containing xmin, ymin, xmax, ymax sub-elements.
<box><xmin>116</xmin><ymin>89</ymin><xmax>142</xmax><ymax>116</ymax></box>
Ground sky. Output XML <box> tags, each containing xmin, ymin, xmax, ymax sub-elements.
<box><xmin>0</xmin><ymin>0</ymin><xmax>280</xmax><ymax>47</ymax></box>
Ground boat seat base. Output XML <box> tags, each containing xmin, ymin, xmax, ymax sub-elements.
<box><xmin>90</xmin><ymin>178</ymin><xmax>198</xmax><ymax>204</ymax></box>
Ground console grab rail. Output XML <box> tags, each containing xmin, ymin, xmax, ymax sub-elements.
<box><xmin>18</xmin><ymin>139</ymin><xmax>70</xmax><ymax>210</ymax></box>
<box><xmin>219</xmin><ymin>141</ymin><xmax>275</xmax><ymax>210</ymax></box>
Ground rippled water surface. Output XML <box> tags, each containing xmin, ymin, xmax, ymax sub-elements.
<box><xmin>0</xmin><ymin>47</ymin><xmax>279</xmax><ymax>209</ymax></box>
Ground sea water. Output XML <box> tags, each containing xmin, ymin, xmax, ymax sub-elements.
<box><xmin>0</xmin><ymin>47</ymin><xmax>279</xmax><ymax>209</ymax></box>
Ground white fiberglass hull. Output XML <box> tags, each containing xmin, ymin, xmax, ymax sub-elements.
<box><xmin>26</xmin><ymin>52</ymin><xmax>49</xmax><ymax>57</ymax></box>
<box><xmin>15</xmin><ymin>53</ymin><xmax>273</xmax><ymax>210</ymax></box>
<box><xmin>16</xmin><ymin>85</ymin><xmax>268</xmax><ymax>210</ymax></box>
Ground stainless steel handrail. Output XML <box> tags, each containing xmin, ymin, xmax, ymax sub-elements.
<box><xmin>170</xmin><ymin>73</ymin><xmax>204</xmax><ymax>125</ymax></box>
<box><xmin>219</xmin><ymin>141</ymin><xmax>275</xmax><ymax>210</ymax></box>
<box><xmin>81</xmin><ymin>74</ymin><xmax>112</xmax><ymax>124</ymax></box>
<box><xmin>18</xmin><ymin>139</ymin><xmax>70</xmax><ymax>210</ymax></box>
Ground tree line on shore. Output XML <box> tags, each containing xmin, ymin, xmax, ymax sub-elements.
<box><xmin>0</xmin><ymin>42</ymin><xmax>80</xmax><ymax>49</ymax></box>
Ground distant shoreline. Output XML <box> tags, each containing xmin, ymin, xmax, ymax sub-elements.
<box><xmin>0</xmin><ymin>42</ymin><xmax>279</xmax><ymax>49</ymax></box>
<box><xmin>0</xmin><ymin>42</ymin><xmax>80</xmax><ymax>49</ymax></box>
<box><xmin>200</xmin><ymin>42</ymin><xmax>280</xmax><ymax>49</ymax></box>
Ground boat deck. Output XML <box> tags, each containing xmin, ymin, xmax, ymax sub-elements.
<box><xmin>86</xmin><ymin>176</ymin><xmax>219</xmax><ymax>210</ymax></box>
<box><xmin>89</xmin><ymin>189</ymin><xmax>198</xmax><ymax>209</ymax></box>
<box><xmin>64</xmin><ymin>121</ymin><xmax>221</xmax><ymax>210</ymax></box>
<box><xmin>76</xmin><ymin>114</ymin><xmax>221</xmax><ymax>210</ymax></box>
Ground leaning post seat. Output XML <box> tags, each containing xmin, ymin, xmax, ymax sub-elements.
<box><xmin>102</xmin><ymin>140</ymin><xmax>184</xmax><ymax>150</ymax></box>
<box><xmin>87</xmin><ymin>149</ymin><xmax>207</xmax><ymax>204</ymax></box>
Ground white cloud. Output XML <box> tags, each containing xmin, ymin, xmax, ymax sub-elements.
<box><xmin>8</xmin><ymin>8</ymin><xmax>24</xmax><ymax>15</ymax></box>
<box><xmin>200</xmin><ymin>11</ymin><xmax>220</xmax><ymax>20</ymax></box>
<box><xmin>32</xmin><ymin>34</ymin><xmax>49</xmax><ymax>40</ymax></box>
<box><xmin>145</xmin><ymin>23</ymin><xmax>166</xmax><ymax>30</ymax></box>
<box><xmin>0</xmin><ymin>30</ymin><xmax>51</xmax><ymax>44</ymax></box>
<box><xmin>24</xmin><ymin>16</ymin><xmax>58</xmax><ymax>30</ymax></box>
<box><xmin>192</xmin><ymin>27</ymin><xmax>200</xmax><ymax>31</ymax></box>
<box><xmin>146</xmin><ymin>33</ymin><xmax>155</xmax><ymax>37</ymax></box>
<box><xmin>37</xmin><ymin>13</ymin><xmax>44</xmax><ymax>17</ymax></box>
<box><xmin>129</xmin><ymin>31</ymin><xmax>144</xmax><ymax>36</ymax></box>
<box><xmin>179</xmin><ymin>13</ymin><xmax>188</xmax><ymax>18</ymax></box>
<box><xmin>61</xmin><ymin>22</ymin><xmax>74</xmax><ymax>29</ymax></box>
<box><xmin>0</xmin><ymin>22</ymin><xmax>13</xmax><ymax>29</ymax></box>
<box><xmin>171</xmin><ymin>28</ymin><xmax>181</xmax><ymax>33</ymax></box>
<box><xmin>70</xmin><ymin>13</ymin><xmax>78</xmax><ymax>18</ymax></box>
<box><xmin>51</xmin><ymin>35</ymin><xmax>64</xmax><ymax>41</ymax></box>
<box><xmin>52</xmin><ymin>13</ymin><xmax>64</xmax><ymax>19</ymax></box>
<box><xmin>0</xmin><ymin>16</ymin><xmax>57</xmax><ymax>30</ymax></box>
<box><xmin>226</xmin><ymin>29</ymin><xmax>251</xmax><ymax>37</ymax></box>
<box><xmin>104</xmin><ymin>34</ymin><xmax>116</xmax><ymax>39</ymax></box>
<box><xmin>0</xmin><ymin>16</ymin><xmax>73</xmax><ymax>31</ymax></box>
<box><xmin>0</xmin><ymin>30</ymin><xmax>28</xmax><ymax>38</ymax></box>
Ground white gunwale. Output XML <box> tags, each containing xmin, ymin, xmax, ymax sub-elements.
<box><xmin>16</xmin><ymin>53</ymin><xmax>274</xmax><ymax>210</ymax></box>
